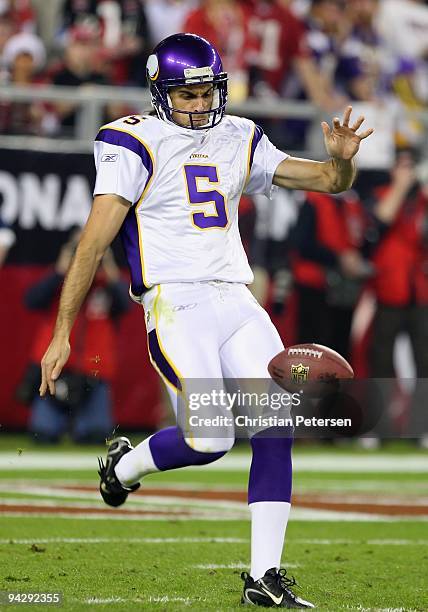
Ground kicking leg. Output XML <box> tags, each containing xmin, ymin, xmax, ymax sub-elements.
<box><xmin>101</xmin><ymin>283</ymin><xmax>235</xmax><ymax>502</ymax></box>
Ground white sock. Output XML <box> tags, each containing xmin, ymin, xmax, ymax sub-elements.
<box><xmin>114</xmin><ymin>436</ymin><xmax>159</xmax><ymax>487</ymax></box>
<box><xmin>249</xmin><ymin>501</ymin><xmax>291</xmax><ymax>581</ymax></box>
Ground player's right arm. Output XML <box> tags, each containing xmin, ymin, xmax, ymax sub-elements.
<box><xmin>39</xmin><ymin>194</ymin><xmax>131</xmax><ymax>397</ymax></box>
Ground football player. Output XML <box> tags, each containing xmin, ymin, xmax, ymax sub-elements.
<box><xmin>40</xmin><ymin>33</ymin><xmax>373</xmax><ymax>607</ymax></box>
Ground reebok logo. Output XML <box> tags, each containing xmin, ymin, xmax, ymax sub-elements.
<box><xmin>101</xmin><ymin>154</ymin><xmax>119</xmax><ymax>162</ymax></box>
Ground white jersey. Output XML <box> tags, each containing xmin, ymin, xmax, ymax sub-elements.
<box><xmin>93</xmin><ymin>114</ymin><xmax>287</xmax><ymax>296</ymax></box>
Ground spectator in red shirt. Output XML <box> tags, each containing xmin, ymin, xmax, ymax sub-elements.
<box><xmin>246</xmin><ymin>0</ymin><xmax>307</xmax><ymax>95</ymax></box>
<box><xmin>184</xmin><ymin>1</ymin><xmax>252</xmax><ymax>73</ymax></box>
<box><xmin>245</xmin><ymin>0</ymin><xmax>338</xmax><ymax>109</ymax></box>
<box><xmin>184</xmin><ymin>0</ymin><xmax>255</xmax><ymax>101</ymax></box>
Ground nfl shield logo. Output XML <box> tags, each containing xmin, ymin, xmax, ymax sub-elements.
<box><xmin>291</xmin><ymin>363</ymin><xmax>310</xmax><ymax>383</ymax></box>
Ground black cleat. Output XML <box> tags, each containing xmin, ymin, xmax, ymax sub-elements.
<box><xmin>241</xmin><ymin>568</ymin><xmax>315</xmax><ymax>608</ymax></box>
<box><xmin>98</xmin><ymin>437</ymin><xmax>140</xmax><ymax>507</ymax></box>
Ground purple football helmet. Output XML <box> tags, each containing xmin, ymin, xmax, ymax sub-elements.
<box><xmin>146</xmin><ymin>33</ymin><xmax>228</xmax><ymax>129</ymax></box>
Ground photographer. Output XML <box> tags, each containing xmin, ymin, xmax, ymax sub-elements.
<box><xmin>369</xmin><ymin>150</ymin><xmax>428</xmax><ymax>444</ymax></box>
<box><xmin>290</xmin><ymin>189</ymin><xmax>373</xmax><ymax>360</ymax></box>
<box><xmin>19</xmin><ymin>230</ymin><xmax>129</xmax><ymax>443</ymax></box>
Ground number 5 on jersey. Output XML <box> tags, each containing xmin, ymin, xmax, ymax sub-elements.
<box><xmin>183</xmin><ymin>165</ymin><xmax>229</xmax><ymax>230</ymax></box>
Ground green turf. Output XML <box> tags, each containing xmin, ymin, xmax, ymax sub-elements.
<box><xmin>1</xmin><ymin>519</ymin><xmax>427</xmax><ymax>611</ymax></box>
<box><xmin>2</xmin><ymin>468</ymin><xmax>428</xmax><ymax>493</ymax></box>
<box><xmin>1</xmin><ymin>433</ymin><xmax>427</xmax><ymax>453</ymax></box>
<box><xmin>1</xmin><ymin>435</ymin><xmax>427</xmax><ymax>610</ymax></box>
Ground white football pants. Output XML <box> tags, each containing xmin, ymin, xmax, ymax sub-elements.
<box><xmin>141</xmin><ymin>281</ymin><xmax>285</xmax><ymax>452</ymax></box>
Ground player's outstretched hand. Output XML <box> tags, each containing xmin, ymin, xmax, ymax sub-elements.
<box><xmin>39</xmin><ymin>337</ymin><xmax>71</xmax><ymax>396</ymax></box>
<box><xmin>321</xmin><ymin>106</ymin><xmax>374</xmax><ymax>161</ymax></box>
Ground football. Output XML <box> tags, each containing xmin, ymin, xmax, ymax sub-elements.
<box><xmin>268</xmin><ymin>343</ymin><xmax>354</xmax><ymax>394</ymax></box>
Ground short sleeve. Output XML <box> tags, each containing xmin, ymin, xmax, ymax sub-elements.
<box><xmin>244</xmin><ymin>125</ymin><xmax>288</xmax><ymax>199</ymax></box>
<box><xmin>93</xmin><ymin>127</ymin><xmax>153</xmax><ymax>204</ymax></box>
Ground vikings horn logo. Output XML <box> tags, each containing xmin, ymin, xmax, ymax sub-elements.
<box><xmin>291</xmin><ymin>363</ymin><xmax>310</xmax><ymax>383</ymax></box>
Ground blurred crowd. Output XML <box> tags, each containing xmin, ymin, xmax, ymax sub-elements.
<box><xmin>0</xmin><ymin>0</ymin><xmax>427</xmax><ymax>443</ymax></box>
<box><xmin>0</xmin><ymin>0</ymin><xmax>428</xmax><ymax>144</ymax></box>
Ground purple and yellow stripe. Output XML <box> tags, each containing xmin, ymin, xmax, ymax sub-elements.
<box><xmin>147</xmin><ymin>286</ymin><xmax>183</xmax><ymax>395</ymax></box>
<box><xmin>248</xmin><ymin>124</ymin><xmax>264</xmax><ymax>174</ymax></box>
<box><xmin>96</xmin><ymin>126</ymin><xmax>155</xmax><ymax>296</ymax></box>
<box><xmin>148</xmin><ymin>329</ymin><xmax>182</xmax><ymax>393</ymax></box>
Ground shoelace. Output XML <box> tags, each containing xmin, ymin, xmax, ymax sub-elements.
<box><xmin>277</xmin><ymin>568</ymin><xmax>298</xmax><ymax>592</ymax></box>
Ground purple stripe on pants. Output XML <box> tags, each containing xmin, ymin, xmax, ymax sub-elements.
<box><xmin>248</xmin><ymin>427</ymin><xmax>293</xmax><ymax>504</ymax></box>
<box><xmin>148</xmin><ymin>330</ymin><xmax>182</xmax><ymax>392</ymax></box>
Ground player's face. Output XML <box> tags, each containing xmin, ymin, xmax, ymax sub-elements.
<box><xmin>169</xmin><ymin>84</ymin><xmax>214</xmax><ymax>127</ymax></box>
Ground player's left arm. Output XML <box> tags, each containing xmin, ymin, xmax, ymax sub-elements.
<box><xmin>273</xmin><ymin>106</ymin><xmax>374</xmax><ymax>194</ymax></box>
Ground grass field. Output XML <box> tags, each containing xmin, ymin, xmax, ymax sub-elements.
<box><xmin>0</xmin><ymin>436</ymin><xmax>427</xmax><ymax>611</ymax></box>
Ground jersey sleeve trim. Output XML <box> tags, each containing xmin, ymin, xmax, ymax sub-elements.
<box><xmin>95</xmin><ymin>126</ymin><xmax>154</xmax><ymax>199</ymax></box>
<box><xmin>246</xmin><ymin>124</ymin><xmax>264</xmax><ymax>180</ymax></box>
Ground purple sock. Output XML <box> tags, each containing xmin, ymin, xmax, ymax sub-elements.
<box><xmin>248</xmin><ymin>428</ymin><xmax>293</xmax><ymax>504</ymax></box>
<box><xmin>149</xmin><ymin>426</ymin><xmax>226</xmax><ymax>471</ymax></box>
